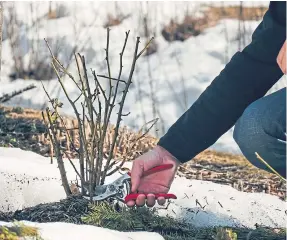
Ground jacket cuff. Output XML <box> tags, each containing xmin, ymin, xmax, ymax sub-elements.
<box><xmin>157</xmin><ymin>130</ymin><xmax>193</xmax><ymax>164</ymax></box>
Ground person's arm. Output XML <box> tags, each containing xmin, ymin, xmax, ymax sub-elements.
<box><xmin>158</xmin><ymin>2</ymin><xmax>286</xmax><ymax>163</ymax></box>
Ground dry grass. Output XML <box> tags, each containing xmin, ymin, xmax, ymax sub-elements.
<box><xmin>0</xmin><ymin>105</ymin><xmax>157</xmax><ymax>162</ymax></box>
<box><xmin>208</xmin><ymin>5</ymin><xmax>267</xmax><ymax>21</ymax></box>
<box><xmin>162</xmin><ymin>5</ymin><xmax>267</xmax><ymax>42</ymax></box>
<box><xmin>103</xmin><ymin>13</ymin><xmax>130</xmax><ymax>28</ymax></box>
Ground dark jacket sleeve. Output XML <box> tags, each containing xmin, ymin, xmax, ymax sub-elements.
<box><xmin>158</xmin><ymin>1</ymin><xmax>286</xmax><ymax>163</ymax></box>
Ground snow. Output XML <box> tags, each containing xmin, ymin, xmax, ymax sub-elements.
<box><xmin>1</xmin><ymin>1</ymin><xmax>285</xmax><ymax>156</ymax></box>
<box><xmin>0</xmin><ymin>147</ymin><xmax>286</xmax><ymax>231</ymax></box>
<box><xmin>0</xmin><ymin>221</ymin><xmax>164</xmax><ymax>240</ymax></box>
<box><xmin>159</xmin><ymin>176</ymin><xmax>286</xmax><ymax>228</ymax></box>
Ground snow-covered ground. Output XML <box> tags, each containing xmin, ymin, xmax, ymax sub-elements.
<box><xmin>1</xmin><ymin>1</ymin><xmax>285</xmax><ymax>155</ymax></box>
<box><xmin>0</xmin><ymin>147</ymin><xmax>285</xmax><ymax>230</ymax></box>
<box><xmin>0</xmin><ymin>221</ymin><xmax>165</xmax><ymax>240</ymax></box>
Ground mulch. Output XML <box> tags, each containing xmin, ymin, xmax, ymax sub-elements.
<box><xmin>0</xmin><ymin>196</ymin><xmax>90</xmax><ymax>224</ymax></box>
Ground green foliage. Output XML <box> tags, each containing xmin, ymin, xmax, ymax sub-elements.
<box><xmin>81</xmin><ymin>202</ymin><xmax>286</xmax><ymax>239</ymax></box>
<box><xmin>216</xmin><ymin>227</ymin><xmax>237</xmax><ymax>240</ymax></box>
<box><xmin>82</xmin><ymin>202</ymin><xmax>196</xmax><ymax>238</ymax></box>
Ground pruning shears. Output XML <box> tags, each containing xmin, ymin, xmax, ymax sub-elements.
<box><xmin>84</xmin><ymin>164</ymin><xmax>177</xmax><ymax>204</ymax></box>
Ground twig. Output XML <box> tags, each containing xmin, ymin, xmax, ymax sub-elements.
<box><xmin>63</xmin><ymin>150</ymin><xmax>84</xmax><ymax>183</ymax></box>
<box><xmin>255</xmin><ymin>152</ymin><xmax>286</xmax><ymax>182</ymax></box>
<box><xmin>105</xmin><ymin>27</ymin><xmax>112</xmax><ymax>102</ymax></box>
<box><xmin>136</xmin><ymin>37</ymin><xmax>154</xmax><ymax>60</ymax></box>
<box><xmin>41</xmin><ymin>81</ymin><xmax>79</xmax><ymax>156</ymax></box>
<box><xmin>101</xmin><ymin>36</ymin><xmax>153</xmax><ymax>183</ymax></box>
<box><xmin>218</xmin><ymin>201</ymin><xmax>223</xmax><ymax>208</ymax></box>
<box><xmin>195</xmin><ymin>199</ymin><xmax>203</xmax><ymax>209</ymax></box>
<box><xmin>97</xmin><ymin>74</ymin><xmax>127</xmax><ymax>84</ymax></box>
<box><xmin>42</xmin><ymin>110</ymin><xmax>71</xmax><ymax>196</ymax></box>
<box><xmin>0</xmin><ymin>84</ymin><xmax>36</xmax><ymax>103</ymax></box>
<box><xmin>44</xmin><ymin>46</ymin><xmax>87</xmax><ymax>193</ymax></box>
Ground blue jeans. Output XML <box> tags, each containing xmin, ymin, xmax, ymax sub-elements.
<box><xmin>233</xmin><ymin>87</ymin><xmax>286</xmax><ymax>178</ymax></box>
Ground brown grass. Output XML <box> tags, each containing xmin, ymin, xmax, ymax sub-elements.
<box><xmin>103</xmin><ymin>13</ymin><xmax>131</xmax><ymax>28</ymax></box>
<box><xmin>162</xmin><ymin>5</ymin><xmax>268</xmax><ymax>42</ymax></box>
<box><xmin>208</xmin><ymin>5</ymin><xmax>268</xmax><ymax>21</ymax></box>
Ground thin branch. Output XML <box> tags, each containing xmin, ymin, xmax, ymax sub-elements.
<box><xmin>99</xmin><ymin>31</ymin><xmax>130</xmax><ymax>181</ymax></box>
<box><xmin>50</xmin><ymin>60</ymin><xmax>87</xmax><ymax>192</ymax></box>
<box><xmin>105</xmin><ymin>27</ymin><xmax>112</xmax><ymax>102</ymax></box>
<box><xmin>44</xmin><ymin>38</ymin><xmax>82</xmax><ymax>92</ymax></box>
<box><xmin>92</xmin><ymin>71</ymin><xmax>108</xmax><ymax>103</ymax></box>
<box><xmin>43</xmin><ymin>108</ymin><xmax>71</xmax><ymax>196</ymax></box>
<box><xmin>136</xmin><ymin>37</ymin><xmax>154</xmax><ymax>60</ymax></box>
<box><xmin>0</xmin><ymin>84</ymin><xmax>36</xmax><ymax>103</ymax></box>
<box><xmin>101</xmin><ymin>36</ymin><xmax>143</xmax><ymax>184</ymax></box>
<box><xmin>41</xmin><ymin>81</ymin><xmax>80</xmax><ymax>156</ymax></box>
<box><xmin>97</xmin><ymin>74</ymin><xmax>127</xmax><ymax>84</ymax></box>
<box><xmin>63</xmin><ymin>150</ymin><xmax>85</xmax><ymax>183</ymax></box>
<box><xmin>255</xmin><ymin>152</ymin><xmax>286</xmax><ymax>182</ymax></box>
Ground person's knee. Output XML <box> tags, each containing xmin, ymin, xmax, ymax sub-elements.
<box><xmin>233</xmin><ymin>93</ymin><xmax>286</xmax><ymax>177</ymax></box>
<box><xmin>233</xmin><ymin>101</ymin><xmax>262</xmax><ymax>160</ymax></box>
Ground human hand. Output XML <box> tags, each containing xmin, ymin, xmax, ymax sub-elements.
<box><xmin>126</xmin><ymin>145</ymin><xmax>180</xmax><ymax>207</ymax></box>
<box><xmin>277</xmin><ymin>40</ymin><xmax>286</xmax><ymax>74</ymax></box>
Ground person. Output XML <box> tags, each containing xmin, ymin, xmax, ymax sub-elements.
<box><xmin>126</xmin><ymin>1</ymin><xmax>286</xmax><ymax>208</ymax></box>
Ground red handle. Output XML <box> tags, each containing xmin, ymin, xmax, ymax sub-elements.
<box><xmin>124</xmin><ymin>193</ymin><xmax>177</xmax><ymax>203</ymax></box>
<box><xmin>127</xmin><ymin>164</ymin><xmax>174</xmax><ymax>177</ymax></box>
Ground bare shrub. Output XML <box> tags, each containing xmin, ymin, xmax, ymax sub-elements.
<box><xmin>42</xmin><ymin>29</ymin><xmax>156</xmax><ymax>200</ymax></box>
